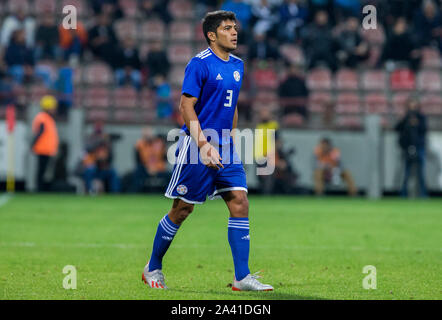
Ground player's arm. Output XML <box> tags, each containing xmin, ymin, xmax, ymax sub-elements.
<box><xmin>179</xmin><ymin>94</ymin><xmax>223</xmax><ymax>169</ymax></box>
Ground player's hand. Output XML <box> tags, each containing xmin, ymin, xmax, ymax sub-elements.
<box><xmin>200</xmin><ymin>142</ymin><xmax>224</xmax><ymax>170</ymax></box>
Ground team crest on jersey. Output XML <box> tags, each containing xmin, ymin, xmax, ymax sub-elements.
<box><xmin>176</xmin><ymin>184</ymin><xmax>188</xmax><ymax>195</ymax></box>
<box><xmin>233</xmin><ymin>70</ymin><xmax>240</xmax><ymax>82</ymax></box>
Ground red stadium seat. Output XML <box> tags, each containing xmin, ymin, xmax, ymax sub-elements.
<box><xmin>336</xmin><ymin>115</ymin><xmax>363</xmax><ymax>128</ymax></box>
<box><xmin>417</xmin><ymin>70</ymin><xmax>442</xmax><ymax>91</ymax></box>
<box><xmin>113</xmin><ymin>87</ymin><xmax>138</xmax><ymax>108</ymax></box>
<box><xmin>363</xmin><ymin>93</ymin><xmax>389</xmax><ymax>114</ymax></box>
<box><xmin>87</xmin><ymin>110</ymin><xmax>109</xmax><ymax>122</ymax></box>
<box><xmin>390</xmin><ymin>69</ymin><xmax>416</xmax><ymax>90</ymax></box>
<box><xmin>169</xmin><ymin>21</ymin><xmax>194</xmax><ymax>41</ymax></box>
<box><xmin>282</xmin><ymin>113</ymin><xmax>305</xmax><ymax>127</ymax></box>
<box><xmin>114</xmin><ymin>19</ymin><xmax>137</xmax><ymax>40</ymax></box>
<box><xmin>420</xmin><ymin>94</ymin><xmax>442</xmax><ymax>115</ymax></box>
<box><xmin>118</xmin><ymin>0</ymin><xmax>138</xmax><ymax>18</ymax></box>
<box><xmin>335</xmin><ymin>69</ymin><xmax>358</xmax><ymax>90</ymax></box>
<box><xmin>73</xmin><ymin>66</ymin><xmax>83</xmax><ymax>85</ymax></box>
<box><xmin>361</xmin><ymin>70</ymin><xmax>387</xmax><ymax>91</ymax></box>
<box><xmin>422</xmin><ymin>47</ymin><xmax>442</xmax><ymax>68</ymax></box>
<box><xmin>83</xmin><ymin>87</ymin><xmax>111</xmax><ymax>108</ymax></box>
<box><xmin>168</xmin><ymin>0</ymin><xmax>193</xmax><ymax>19</ymax></box>
<box><xmin>84</xmin><ymin>63</ymin><xmax>113</xmax><ymax>85</ymax></box>
<box><xmin>308</xmin><ymin>92</ymin><xmax>332</xmax><ymax>113</ymax></box>
<box><xmin>34</xmin><ymin>0</ymin><xmax>56</xmax><ymax>14</ymax></box>
<box><xmin>73</xmin><ymin>87</ymin><xmax>83</xmax><ymax>107</ymax></box>
<box><xmin>140</xmin><ymin>110</ymin><xmax>157</xmax><ymax>122</ymax></box>
<box><xmin>336</xmin><ymin>93</ymin><xmax>361</xmax><ymax>114</ymax></box>
<box><xmin>140</xmin><ymin>89</ymin><xmax>155</xmax><ymax>110</ymax></box>
<box><xmin>113</xmin><ymin>109</ymin><xmax>137</xmax><ymax>122</ymax></box>
<box><xmin>169</xmin><ymin>66</ymin><xmax>185</xmax><ymax>87</ymax></box>
<box><xmin>140</xmin><ymin>19</ymin><xmax>166</xmax><ymax>41</ymax></box>
<box><xmin>27</xmin><ymin>84</ymin><xmax>49</xmax><ymax>105</ymax></box>
<box><xmin>168</xmin><ymin>44</ymin><xmax>193</xmax><ymax>64</ymax></box>
<box><xmin>280</xmin><ymin>44</ymin><xmax>305</xmax><ymax>66</ymax></box>
<box><xmin>195</xmin><ymin>23</ymin><xmax>205</xmax><ymax>42</ymax></box>
<box><xmin>391</xmin><ymin>92</ymin><xmax>410</xmax><ymax>115</ymax></box>
<box><xmin>307</xmin><ymin>68</ymin><xmax>332</xmax><ymax>90</ymax></box>
<box><xmin>252</xmin><ymin>68</ymin><xmax>279</xmax><ymax>89</ymax></box>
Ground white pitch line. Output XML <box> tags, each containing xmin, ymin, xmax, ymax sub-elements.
<box><xmin>0</xmin><ymin>193</ymin><xmax>12</xmax><ymax>208</ymax></box>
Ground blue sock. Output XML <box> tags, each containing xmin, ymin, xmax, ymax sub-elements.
<box><xmin>148</xmin><ymin>214</ymin><xmax>180</xmax><ymax>271</ymax></box>
<box><xmin>228</xmin><ymin>217</ymin><xmax>250</xmax><ymax>281</ymax></box>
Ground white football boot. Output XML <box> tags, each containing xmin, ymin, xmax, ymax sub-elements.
<box><xmin>232</xmin><ymin>271</ymin><xmax>274</xmax><ymax>291</ymax></box>
<box><xmin>142</xmin><ymin>262</ymin><xmax>168</xmax><ymax>289</ymax></box>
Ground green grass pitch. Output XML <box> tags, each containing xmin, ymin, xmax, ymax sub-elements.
<box><xmin>0</xmin><ymin>194</ymin><xmax>441</xmax><ymax>300</ymax></box>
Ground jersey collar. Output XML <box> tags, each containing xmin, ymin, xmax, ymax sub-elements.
<box><xmin>208</xmin><ymin>47</ymin><xmax>230</xmax><ymax>63</ymax></box>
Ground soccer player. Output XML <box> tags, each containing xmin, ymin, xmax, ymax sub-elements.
<box><xmin>142</xmin><ymin>11</ymin><xmax>273</xmax><ymax>291</ymax></box>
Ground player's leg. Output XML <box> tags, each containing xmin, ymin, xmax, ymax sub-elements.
<box><xmin>222</xmin><ymin>190</ymin><xmax>250</xmax><ymax>279</ymax></box>
<box><xmin>143</xmin><ymin>199</ymin><xmax>194</xmax><ymax>289</ymax></box>
<box><xmin>222</xmin><ymin>190</ymin><xmax>273</xmax><ymax>291</ymax></box>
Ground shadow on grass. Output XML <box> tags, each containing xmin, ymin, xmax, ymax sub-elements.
<box><xmin>168</xmin><ymin>288</ymin><xmax>326</xmax><ymax>300</ymax></box>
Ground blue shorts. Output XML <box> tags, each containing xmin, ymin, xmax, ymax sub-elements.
<box><xmin>165</xmin><ymin>135</ymin><xmax>248</xmax><ymax>204</ymax></box>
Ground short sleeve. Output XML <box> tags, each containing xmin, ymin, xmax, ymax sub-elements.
<box><xmin>181</xmin><ymin>58</ymin><xmax>206</xmax><ymax>98</ymax></box>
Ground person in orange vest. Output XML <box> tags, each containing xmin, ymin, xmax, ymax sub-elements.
<box><xmin>31</xmin><ymin>95</ymin><xmax>59</xmax><ymax>192</ymax></box>
<box><xmin>131</xmin><ymin>127</ymin><xmax>169</xmax><ymax>193</ymax></box>
<box><xmin>313</xmin><ymin>137</ymin><xmax>357</xmax><ymax>196</ymax></box>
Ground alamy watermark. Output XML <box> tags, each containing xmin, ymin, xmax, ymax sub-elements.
<box><xmin>63</xmin><ymin>265</ymin><xmax>77</xmax><ymax>289</ymax></box>
<box><xmin>166</xmin><ymin>121</ymin><xmax>276</xmax><ymax>176</ymax></box>
<box><xmin>362</xmin><ymin>265</ymin><xmax>377</xmax><ymax>289</ymax></box>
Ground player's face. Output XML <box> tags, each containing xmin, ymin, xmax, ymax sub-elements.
<box><xmin>215</xmin><ymin>20</ymin><xmax>238</xmax><ymax>52</ymax></box>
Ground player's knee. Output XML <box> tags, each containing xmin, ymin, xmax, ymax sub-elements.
<box><xmin>176</xmin><ymin>204</ymin><xmax>194</xmax><ymax>223</ymax></box>
<box><xmin>232</xmin><ymin>194</ymin><xmax>249</xmax><ymax>217</ymax></box>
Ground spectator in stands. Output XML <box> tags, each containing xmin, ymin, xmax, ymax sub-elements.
<box><xmin>278</xmin><ymin>63</ymin><xmax>309</xmax><ymax>119</ymax></box>
<box><xmin>114</xmin><ymin>37</ymin><xmax>142</xmax><ymax>90</ymax></box>
<box><xmin>88</xmin><ymin>13</ymin><xmax>119</xmax><ymax>67</ymax></box>
<box><xmin>140</xmin><ymin>0</ymin><xmax>172</xmax><ymax>25</ymax></box>
<box><xmin>254</xmin><ymin>108</ymin><xmax>280</xmax><ymax>194</ymax></box>
<box><xmin>414</xmin><ymin>0</ymin><xmax>442</xmax><ymax>48</ymax></box>
<box><xmin>31</xmin><ymin>95</ymin><xmax>59</xmax><ymax>192</ymax></box>
<box><xmin>395</xmin><ymin>97</ymin><xmax>428</xmax><ymax>198</ymax></box>
<box><xmin>250</xmin><ymin>0</ymin><xmax>278</xmax><ymax>37</ymax></box>
<box><xmin>333</xmin><ymin>0</ymin><xmax>361</xmax><ymax>19</ymax></box>
<box><xmin>35</xmin><ymin>13</ymin><xmax>61</xmax><ymax>61</ymax></box>
<box><xmin>4</xmin><ymin>29</ymin><xmax>35</xmax><ymax>84</ymax></box>
<box><xmin>92</xmin><ymin>0</ymin><xmax>124</xmax><ymax>20</ymax></box>
<box><xmin>307</xmin><ymin>0</ymin><xmax>334</xmax><ymax>23</ymax></box>
<box><xmin>248</xmin><ymin>32</ymin><xmax>280</xmax><ymax>62</ymax></box>
<box><xmin>81</xmin><ymin>121</ymin><xmax>121</xmax><ymax>194</ymax></box>
<box><xmin>278</xmin><ymin>0</ymin><xmax>309</xmax><ymax>43</ymax></box>
<box><xmin>145</xmin><ymin>41</ymin><xmax>170</xmax><ymax>86</ymax></box>
<box><xmin>153</xmin><ymin>74</ymin><xmax>173</xmax><ymax>119</ymax></box>
<box><xmin>313</xmin><ymin>137</ymin><xmax>357</xmax><ymax>196</ymax></box>
<box><xmin>221</xmin><ymin>0</ymin><xmax>253</xmax><ymax>32</ymax></box>
<box><xmin>301</xmin><ymin>10</ymin><xmax>338</xmax><ymax>72</ymax></box>
<box><xmin>5</xmin><ymin>30</ymin><xmax>53</xmax><ymax>88</ymax></box>
<box><xmin>54</xmin><ymin>63</ymin><xmax>74</xmax><ymax>117</ymax></box>
<box><xmin>131</xmin><ymin>127</ymin><xmax>169</xmax><ymax>193</ymax></box>
<box><xmin>0</xmin><ymin>7</ymin><xmax>36</xmax><ymax>49</ymax></box>
<box><xmin>59</xmin><ymin>21</ymin><xmax>88</xmax><ymax>63</ymax></box>
<box><xmin>378</xmin><ymin>17</ymin><xmax>422</xmax><ymax>71</ymax></box>
<box><xmin>336</xmin><ymin>16</ymin><xmax>370</xmax><ymax>68</ymax></box>
<box><xmin>272</xmin><ymin>134</ymin><xmax>298</xmax><ymax>194</ymax></box>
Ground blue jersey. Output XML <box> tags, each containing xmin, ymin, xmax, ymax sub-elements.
<box><xmin>181</xmin><ymin>47</ymin><xmax>244</xmax><ymax>146</ymax></box>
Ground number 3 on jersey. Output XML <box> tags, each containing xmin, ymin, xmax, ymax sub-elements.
<box><xmin>224</xmin><ymin>90</ymin><xmax>233</xmax><ymax>107</ymax></box>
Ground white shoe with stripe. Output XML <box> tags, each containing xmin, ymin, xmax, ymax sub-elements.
<box><xmin>142</xmin><ymin>262</ymin><xmax>168</xmax><ymax>289</ymax></box>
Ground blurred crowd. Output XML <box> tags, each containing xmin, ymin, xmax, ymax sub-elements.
<box><xmin>0</xmin><ymin>0</ymin><xmax>441</xmax><ymax>125</ymax></box>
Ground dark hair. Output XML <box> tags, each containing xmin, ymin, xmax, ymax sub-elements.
<box><xmin>202</xmin><ymin>10</ymin><xmax>237</xmax><ymax>45</ymax></box>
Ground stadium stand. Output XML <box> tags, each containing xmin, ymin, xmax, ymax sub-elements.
<box><xmin>0</xmin><ymin>0</ymin><xmax>440</xmax><ymax>131</ymax></box>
